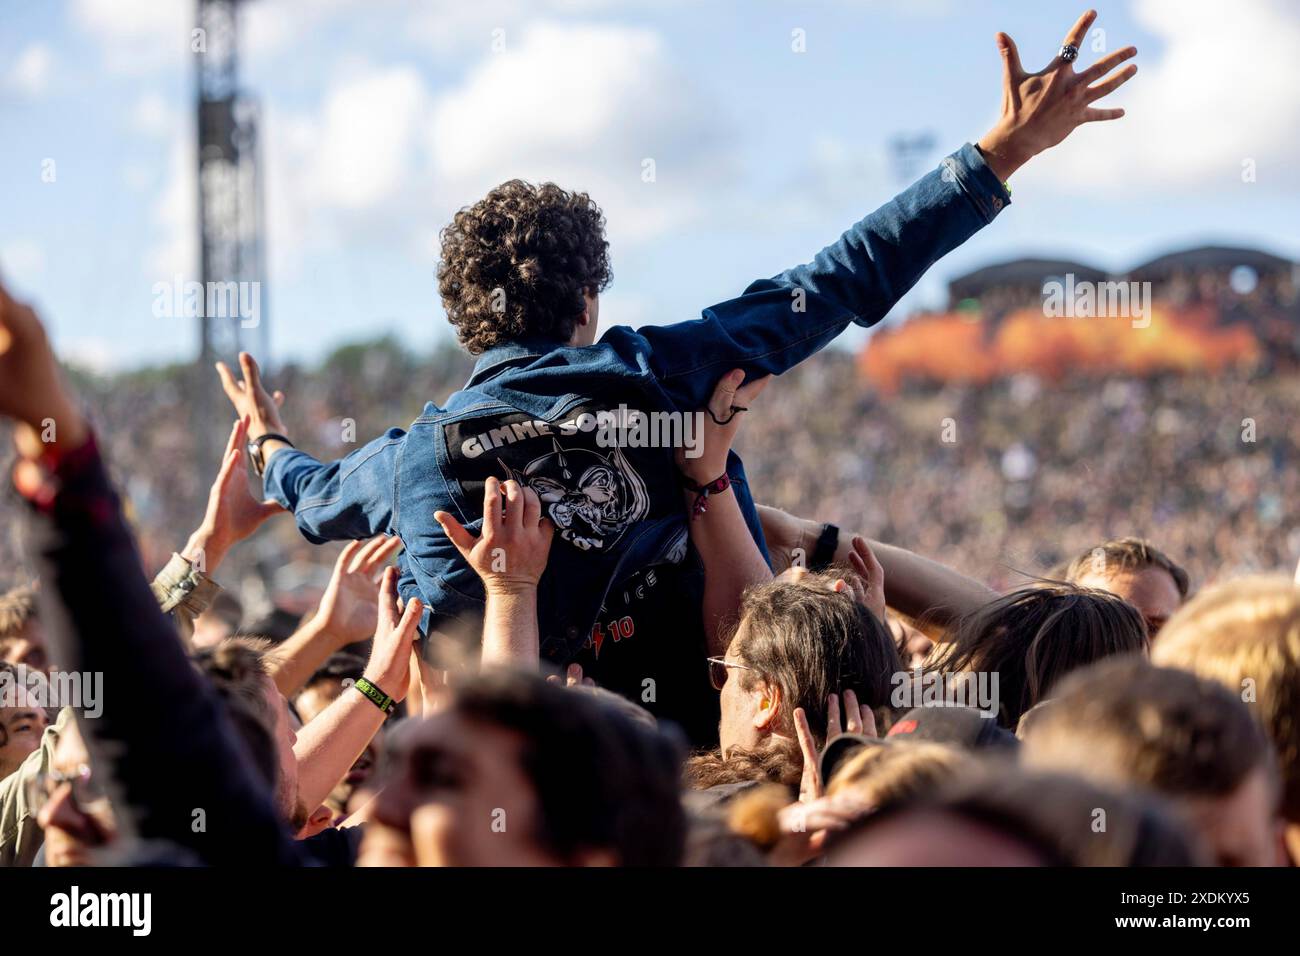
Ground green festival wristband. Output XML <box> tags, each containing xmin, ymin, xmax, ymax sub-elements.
<box><xmin>353</xmin><ymin>677</ymin><xmax>396</xmax><ymax>715</ymax></box>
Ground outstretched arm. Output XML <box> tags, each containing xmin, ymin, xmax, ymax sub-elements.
<box><xmin>757</xmin><ymin>506</ymin><xmax>997</xmax><ymax>640</ymax></box>
<box><xmin>630</xmin><ymin>9</ymin><xmax>1137</xmax><ymax>412</ymax></box>
<box><xmin>293</xmin><ymin>567</ymin><xmax>421</xmax><ymax>816</ymax></box>
<box><xmin>268</xmin><ymin>534</ymin><xmax>404</xmax><ymax>697</ymax></box>
<box><xmin>0</xmin><ymin>281</ymin><xmax>297</xmax><ymax>865</ymax></box>
<box><xmin>216</xmin><ymin>351</ymin><xmax>403</xmax><ymax>542</ymax></box>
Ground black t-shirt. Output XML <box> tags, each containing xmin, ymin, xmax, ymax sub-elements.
<box><xmin>572</xmin><ymin>560</ymin><xmax>720</xmax><ymax>748</ymax></box>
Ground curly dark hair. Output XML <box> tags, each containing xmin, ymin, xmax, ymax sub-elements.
<box><xmin>437</xmin><ymin>180</ymin><xmax>612</xmax><ymax>354</ymax></box>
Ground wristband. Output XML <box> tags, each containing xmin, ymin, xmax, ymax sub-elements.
<box><xmin>680</xmin><ymin>472</ymin><xmax>731</xmax><ymax>518</ymax></box>
<box><xmin>248</xmin><ymin>432</ymin><xmax>294</xmax><ymax>476</ymax></box>
<box><xmin>810</xmin><ymin>523</ymin><xmax>841</xmax><ymax>571</ymax></box>
<box><xmin>353</xmin><ymin>677</ymin><xmax>396</xmax><ymax>715</ymax></box>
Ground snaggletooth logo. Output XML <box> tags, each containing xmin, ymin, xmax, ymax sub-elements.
<box><xmin>49</xmin><ymin>886</ymin><xmax>152</xmax><ymax>936</ymax></box>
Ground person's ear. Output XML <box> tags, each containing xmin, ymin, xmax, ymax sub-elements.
<box><xmin>753</xmin><ymin>681</ymin><xmax>781</xmax><ymax>731</ymax></box>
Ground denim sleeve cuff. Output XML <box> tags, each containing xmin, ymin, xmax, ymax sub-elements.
<box><xmin>943</xmin><ymin>143</ymin><xmax>1012</xmax><ymax>224</ymax></box>
<box><xmin>262</xmin><ymin>447</ymin><xmax>313</xmax><ymax>506</ymax></box>
<box><xmin>151</xmin><ymin>552</ymin><xmax>221</xmax><ymax>617</ymax></box>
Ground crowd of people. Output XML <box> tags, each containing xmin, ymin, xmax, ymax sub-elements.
<box><xmin>3</xmin><ymin>9</ymin><xmax>1297</xmax><ymax>871</ymax></box>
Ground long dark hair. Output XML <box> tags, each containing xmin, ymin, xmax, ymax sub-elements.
<box><xmin>928</xmin><ymin>583</ymin><xmax>1148</xmax><ymax>729</ymax></box>
<box><xmin>733</xmin><ymin>571</ymin><xmax>902</xmax><ymax>738</ymax></box>
<box><xmin>686</xmin><ymin>572</ymin><xmax>903</xmax><ymax>789</ymax></box>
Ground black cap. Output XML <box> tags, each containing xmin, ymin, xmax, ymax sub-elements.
<box><xmin>819</xmin><ymin>733</ymin><xmax>885</xmax><ymax>785</ymax></box>
<box><xmin>885</xmin><ymin>706</ymin><xmax>1019</xmax><ymax>751</ymax></box>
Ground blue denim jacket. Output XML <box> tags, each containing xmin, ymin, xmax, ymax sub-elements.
<box><xmin>264</xmin><ymin>144</ymin><xmax>1010</xmax><ymax>658</ymax></box>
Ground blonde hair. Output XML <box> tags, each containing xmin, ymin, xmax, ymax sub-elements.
<box><xmin>725</xmin><ymin>740</ymin><xmax>972</xmax><ymax>851</ymax></box>
<box><xmin>1152</xmin><ymin>575</ymin><xmax>1300</xmax><ymax>820</ymax></box>
<box><xmin>827</xmin><ymin>740</ymin><xmax>974</xmax><ymax>810</ymax></box>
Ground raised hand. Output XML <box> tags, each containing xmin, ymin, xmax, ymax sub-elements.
<box><xmin>0</xmin><ymin>279</ymin><xmax>87</xmax><ymax>459</ymax></box>
<box><xmin>434</xmin><ymin>476</ymin><xmax>554</xmax><ymax>595</ymax></box>
<box><xmin>842</xmin><ymin>536</ymin><xmax>887</xmax><ymax>625</ymax></box>
<box><xmin>215</xmin><ymin>351</ymin><xmax>287</xmax><ymax>441</ymax></box>
<box><xmin>315</xmin><ymin>535</ymin><xmax>406</xmax><ymax>645</ymax></box>
<box><xmin>182</xmin><ymin>416</ymin><xmax>285</xmax><ymax>572</ymax></box>
<box><xmin>825</xmin><ymin>688</ymin><xmax>878</xmax><ymax>740</ymax></box>
<box><xmin>676</xmin><ymin>368</ymin><xmax>770</xmax><ymax>485</ymax></box>
<box><xmin>362</xmin><ymin>566</ymin><xmax>424</xmax><ymax>702</ymax></box>
<box><xmin>977</xmin><ymin>9</ymin><xmax>1138</xmax><ymax>180</ymax></box>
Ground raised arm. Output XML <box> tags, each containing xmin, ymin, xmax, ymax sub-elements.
<box><xmin>0</xmin><ymin>282</ymin><xmax>297</xmax><ymax>865</ymax></box>
<box><xmin>267</xmin><ymin>534</ymin><xmax>404</xmax><ymax>697</ymax></box>
<box><xmin>216</xmin><ymin>350</ymin><xmax>402</xmax><ymax>543</ymax></box>
<box><xmin>435</xmin><ymin>477</ymin><xmax>554</xmax><ymax>669</ymax></box>
<box><xmin>677</xmin><ymin>370</ymin><xmax>775</xmax><ymax>655</ymax></box>
<box><xmin>629</xmin><ymin>10</ymin><xmax>1137</xmax><ymax>411</ymax></box>
<box><xmin>757</xmin><ymin>505</ymin><xmax>997</xmax><ymax>640</ymax></box>
<box><xmin>153</xmin><ymin>414</ymin><xmax>285</xmax><ymax>646</ymax></box>
<box><xmin>293</xmin><ymin>567</ymin><xmax>421</xmax><ymax>816</ymax></box>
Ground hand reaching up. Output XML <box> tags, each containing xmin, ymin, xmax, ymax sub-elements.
<box><xmin>435</xmin><ymin>477</ymin><xmax>554</xmax><ymax>595</ymax></box>
<box><xmin>977</xmin><ymin>9</ymin><xmax>1138</xmax><ymax>180</ymax></box>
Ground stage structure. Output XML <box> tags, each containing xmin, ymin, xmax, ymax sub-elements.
<box><xmin>193</xmin><ymin>0</ymin><xmax>268</xmax><ymax>474</ymax></box>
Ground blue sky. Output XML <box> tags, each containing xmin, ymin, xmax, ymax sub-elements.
<box><xmin>3</xmin><ymin>0</ymin><xmax>1298</xmax><ymax>371</ymax></box>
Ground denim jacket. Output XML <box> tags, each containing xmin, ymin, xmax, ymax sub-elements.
<box><xmin>264</xmin><ymin>144</ymin><xmax>1010</xmax><ymax>659</ymax></box>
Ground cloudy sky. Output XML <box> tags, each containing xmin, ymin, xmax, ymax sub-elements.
<box><xmin>3</xmin><ymin>0</ymin><xmax>1299</xmax><ymax>371</ymax></box>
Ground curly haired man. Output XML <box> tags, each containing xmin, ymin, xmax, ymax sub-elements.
<box><xmin>216</xmin><ymin>13</ymin><xmax>1138</xmax><ymax>744</ymax></box>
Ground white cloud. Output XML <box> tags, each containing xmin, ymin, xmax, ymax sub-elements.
<box><xmin>145</xmin><ymin>136</ymin><xmax>197</xmax><ymax>281</ymax></box>
<box><xmin>428</xmin><ymin>21</ymin><xmax>734</xmax><ymax>246</ymax></box>
<box><xmin>1025</xmin><ymin>0</ymin><xmax>1300</xmax><ymax>194</ymax></box>
<box><xmin>72</xmin><ymin>0</ymin><xmax>333</xmax><ymax>74</ymax></box>
<box><xmin>131</xmin><ymin>91</ymin><xmax>174</xmax><ymax>136</ymax></box>
<box><xmin>303</xmin><ymin>66</ymin><xmax>428</xmax><ymax>210</ymax></box>
<box><xmin>71</xmin><ymin>0</ymin><xmax>191</xmax><ymax>75</ymax></box>
<box><xmin>6</xmin><ymin>44</ymin><xmax>53</xmax><ymax>96</ymax></box>
<box><xmin>0</xmin><ymin>239</ymin><xmax>47</xmax><ymax>277</ymax></box>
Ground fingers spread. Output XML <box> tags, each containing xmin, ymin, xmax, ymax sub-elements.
<box><xmin>221</xmin><ymin>417</ymin><xmax>246</xmax><ymax>460</ymax></box>
<box><xmin>215</xmin><ymin>361</ymin><xmax>240</xmax><ymax>400</ymax></box>
<box><xmin>334</xmin><ymin>539</ymin><xmax>365</xmax><ymax>577</ymax></box>
<box><xmin>861</xmin><ymin>704</ymin><xmax>878</xmax><ymax>738</ymax></box>
<box><xmin>1062</xmin><ymin>8</ymin><xmax>1098</xmax><ymax>51</ymax></box>
<box><xmin>1085</xmin><ymin>63</ymin><xmax>1137</xmax><ymax>102</ymax></box>
<box><xmin>826</xmin><ymin>692</ymin><xmax>842</xmax><ymax>737</ymax></box>
<box><xmin>996</xmin><ymin>31</ymin><xmax>1024</xmax><ymax>79</ymax></box>
<box><xmin>792</xmin><ymin>707</ymin><xmax>818</xmax><ymax>765</ymax></box>
<box><xmin>238</xmin><ymin>351</ymin><xmax>262</xmax><ymax>392</ymax></box>
<box><xmin>843</xmin><ymin>689</ymin><xmax>862</xmax><ymax>734</ymax></box>
<box><xmin>1077</xmin><ymin>45</ymin><xmax>1136</xmax><ymax>85</ymax></box>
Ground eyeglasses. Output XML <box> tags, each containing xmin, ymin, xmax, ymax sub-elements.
<box><xmin>24</xmin><ymin>764</ymin><xmax>109</xmax><ymax>817</ymax></box>
<box><xmin>706</xmin><ymin>656</ymin><xmax>756</xmax><ymax>691</ymax></box>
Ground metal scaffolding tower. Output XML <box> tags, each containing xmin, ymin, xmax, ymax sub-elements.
<box><xmin>193</xmin><ymin>0</ymin><xmax>266</xmax><ymax>474</ymax></box>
